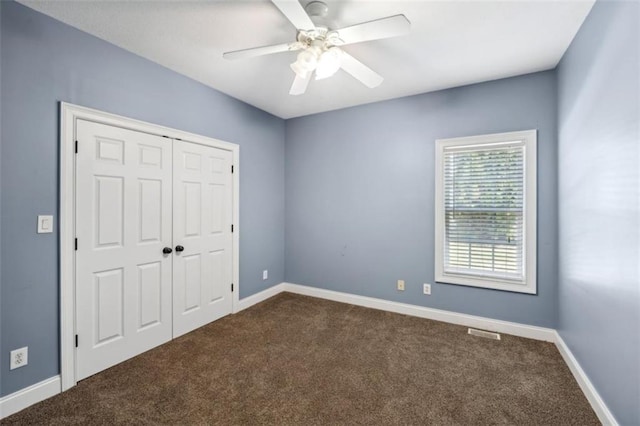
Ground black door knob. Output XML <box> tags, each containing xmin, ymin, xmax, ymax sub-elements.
<box><xmin>175</xmin><ymin>245</ymin><xmax>184</xmax><ymax>252</ymax></box>
<box><xmin>163</xmin><ymin>247</ymin><xmax>173</xmax><ymax>254</ymax></box>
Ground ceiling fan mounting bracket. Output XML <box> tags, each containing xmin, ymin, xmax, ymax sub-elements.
<box><xmin>305</xmin><ymin>1</ymin><xmax>329</xmax><ymax>18</ymax></box>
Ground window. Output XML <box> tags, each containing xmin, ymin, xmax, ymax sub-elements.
<box><xmin>435</xmin><ymin>130</ymin><xmax>537</xmax><ymax>294</ymax></box>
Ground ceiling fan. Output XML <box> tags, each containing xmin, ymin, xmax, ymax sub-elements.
<box><xmin>223</xmin><ymin>0</ymin><xmax>410</xmax><ymax>95</ymax></box>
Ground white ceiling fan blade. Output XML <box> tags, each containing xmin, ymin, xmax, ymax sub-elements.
<box><xmin>337</xmin><ymin>15</ymin><xmax>410</xmax><ymax>45</ymax></box>
<box><xmin>289</xmin><ymin>73</ymin><xmax>311</xmax><ymax>95</ymax></box>
<box><xmin>271</xmin><ymin>0</ymin><xmax>316</xmax><ymax>31</ymax></box>
<box><xmin>340</xmin><ymin>51</ymin><xmax>383</xmax><ymax>88</ymax></box>
<box><xmin>223</xmin><ymin>42</ymin><xmax>301</xmax><ymax>60</ymax></box>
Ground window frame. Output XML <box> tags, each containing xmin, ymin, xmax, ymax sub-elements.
<box><xmin>434</xmin><ymin>129</ymin><xmax>537</xmax><ymax>294</ymax></box>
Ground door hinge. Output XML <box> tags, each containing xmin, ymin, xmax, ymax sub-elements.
<box><xmin>75</xmin><ymin>140</ymin><xmax>78</xmax><ymax>154</ymax></box>
<box><xmin>231</xmin><ymin>224</ymin><xmax>234</xmax><ymax>233</ymax></box>
<box><xmin>231</xmin><ymin>165</ymin><xmax>234</xmax><ymax>174</ymax></box>
<box><xmin>75</xmin><ymin>335</ymin><xmax>79</xmax><ymax>348</ymax></box>
<box><xmin>75</xmin><ymin>238</ymin><xmax>78</xmax><ymax>250</ymax></box>
<box><xmin>231</xmin><ymin>283</ymin><xmax>234</xmax><ymax>292</ymax></box>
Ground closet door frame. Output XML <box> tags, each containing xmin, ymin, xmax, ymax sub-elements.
<box><xmin>59</xmin><ymin>102</ymin><xmax>240</xmax><ymax>391</ymax></box>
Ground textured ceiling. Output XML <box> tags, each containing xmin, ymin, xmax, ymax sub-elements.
<box><xmin>20</xmin><ymin>0</ymin><xmax>594</xmax><ymax>118</ymax></box>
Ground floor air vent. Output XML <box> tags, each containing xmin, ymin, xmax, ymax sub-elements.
<box><xmin>468</xmin><ymin>328</ymin><xmax>501</xmax><ymax>340</ymax></box>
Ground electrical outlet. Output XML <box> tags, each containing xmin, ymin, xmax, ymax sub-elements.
<box><xmin>10</xmin><ymin>347</ymin><xmax>28</xmax><ymax>370</ymax></box>
<box><xmin>262</xmin><ymin>270</ymin><xmax>268</xmax><ymax>280</ymax></box>
<box><xmin>397</xmin><ymin>280</ymin><xmax>405</xmax><ymax>291</ymax></box>
<box><xmin>423</xmin><ymin>283</ymin><xmax>431</xmax><ymax>295</ymax></box>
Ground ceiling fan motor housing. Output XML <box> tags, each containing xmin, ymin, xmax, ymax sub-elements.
<box><xmin>297</xmin><ymin>28</ymin><xmax>343</xmax><ymax>50</ymax></box>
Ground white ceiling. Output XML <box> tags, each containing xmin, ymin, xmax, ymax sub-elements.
<box><xmin>19</xmin><ymin>0</ymin><xmax>594</xmax><ymax>119</ymax></box>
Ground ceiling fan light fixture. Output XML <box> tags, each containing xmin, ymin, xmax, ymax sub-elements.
<box><xmin>315</xmin><ymin>47</ymin><xmax>342</xmax><ymax>80</ymax></box>
<box><xmin>290</xmin><ymin>47</ymin><xmax>320</xmax><ymax>77</ymax></box>
<box><xmin>290</xmin><ymin>61</ymin><xmax>310</xmax><ymax>78</ymax></box>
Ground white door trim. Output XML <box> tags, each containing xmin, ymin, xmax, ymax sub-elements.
<box><xmin>60</xmin><ymin>102</ymin><xmax>240</xmax><ymax>391</ymax></box>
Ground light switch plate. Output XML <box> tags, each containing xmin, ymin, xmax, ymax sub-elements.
<box><xmin>37</xmin><ymin>215</ymin><xmax>54</xmax><ymax>233</ymax></box>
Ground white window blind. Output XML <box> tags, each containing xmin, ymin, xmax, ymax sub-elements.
<box><xmin>443</xmin><ymin>143</ymin><xmax>524</xmax><ymax>281</ymax></box>
<box><xmin>435</xmin><ymin>130</ymin><xmax>537</xmax><ymax>294</ymax></box>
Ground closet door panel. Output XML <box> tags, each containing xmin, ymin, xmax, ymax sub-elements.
<box><xmin>172</xmin><ymin>141</ymin><xmax>233</xmax><ymax>337</ymax></box>
<box><xmin>75</xmin><ymin>120</ymin><xmax>172</xmax><ymax>381</ymax></box>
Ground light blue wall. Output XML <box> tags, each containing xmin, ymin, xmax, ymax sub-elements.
<box><xmin>2</xmin><ymin>1</ymin><xmax>637</xmax><ymax>420</ymax></box>
<box><xmin>0</xmin><ymin>1</ymin><xmax>285</xmax><ymax>396</ymax></box>
<box><xmin>285</xmin><ymin>71</ymin><xmax>558</xmax><ymax>328</ymax></box>
<box><xmin>557</xmin><ymin>1</ymin><xmax>639</xmax><ymax>424</ymax></box>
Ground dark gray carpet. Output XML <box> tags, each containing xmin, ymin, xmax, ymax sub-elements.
<box><xmin>2</xmin><ymin>293</ymin><xmax>599</xmax><ymax>425</ymax></box>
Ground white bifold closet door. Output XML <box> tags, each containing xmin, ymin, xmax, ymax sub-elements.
<box><xmin>172</xmin><ymin>141</ymin><xmax>233</xmax><ymax>338</ymax></box>
<box><xmin>75</xmin><ymin>120</ymin><xmax>173</xmax><ymax>380</ymax></box>
<box><xmin>75</xmin><ymin>119</ymin><xmax>233</xmax><ymax>381</ymax></box>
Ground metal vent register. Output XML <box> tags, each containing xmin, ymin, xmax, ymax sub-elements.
<box><xmin>468</xmin><ymin>328</ymin><xmax>501</xmax><ymax>340</ymax></box>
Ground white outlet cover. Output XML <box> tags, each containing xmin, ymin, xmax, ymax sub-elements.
<box><xmin>262</xmin><ymin>270</ymin><xmax>268</xmax><ymax>280</ymax></box>
<box><xmin>397</xmin><ymin>280</ymin><xmax>405</xmax><ymax>291</ymax></box>
<box><xmin>423</xmin><ymin>284</ymin><xmax>432</xmax><ymax>295</ymax></box>
<box><xmin>10</xmin><ymin>346</ymin><xmax>28</xmax><ymax>370</ymax></box>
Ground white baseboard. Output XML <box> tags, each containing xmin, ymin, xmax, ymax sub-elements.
<box><xmin>0</xmin><ymin>375</ymin><xmax>61</xmax><ymax>419</ymax></box>
<box><xmin>281</xmin><ymin>282</ymin><xmax>556</xmax><ymax>342</ymax></box>
<box><xmin>236</xmin><ymin>283</ymin><xmax>287</xmax><ymax>312</ymax></box>
<box><xmin>554</xmin><ymin>331</ymin><xmax>618</xmax><ymax>425</ymax></box>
